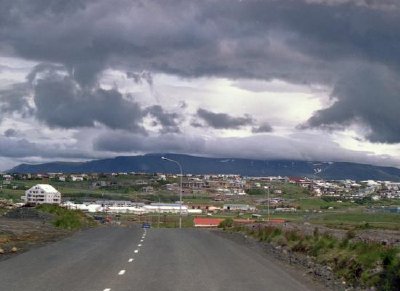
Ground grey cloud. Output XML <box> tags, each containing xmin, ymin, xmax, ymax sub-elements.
<box><xmin>33</xmin><ymin>75</ymin><xmax>146</xmax><ymax>132</ymax></box>
<box><xmin>94</xmin><ymin>132</ymin><xmax>205</xmax><ymax>153</ymax></box>
<box><xmin>4</xmin><ymin>128</ymin><xmax>18</xmax><ymax>137</ymax></box>
<box><xmin>2</xmin><ymin>0</ymin><xmax>397</xmax><ymax>85</ymax></box>
<box><xmin>93</xmin><ymin>130</ymin><xmax>400</xmax><ymax>168</ymax></box>
<box><xmin>303</xmin><ymin>64</ymin><xmax>400</xmax><ymax>143</ymax></box>
<box><xmin>0</xmin><ymin>83</ymin><xmax>32</xmax><ymax>116</ymax></box>
<box><xmin>0</xmin><ymin>63</ymin><xmax>184</xmax><ymax>134</ymax></box>
<box><xmin>0</xmin><ymin>138</ymin><xmax>41</xmax><ymax>158</ymax></box>
<box><xmin>252</xmin><ymin>123</ymin><xmax>273</xmax><ymax>133</ymax></box>
<box><xmin>0</xmin><ymin>136</ymin><xmax>91</xmax><ymax>159</ymax></box>
<box><xmin>196</xmin><ymin>108</ymin><xmax>253</xmax><ymax>129</ymax></box>
<box><xmin>1</xmin><ymin>0</ymin><xmax>400</xmax><ymax>144</ymax></box>
<box><xmin>144</xmin><ymin>105</ymin><xmax>181</xmax><ymax>133</ymax></box>
<box><xmin>179</xmin><ymin>101</ymin><xmax>188</xmax><ymax>109</ymax></box>
<box><xmin>190</xmin><ymin>120</ymin><xmax>203</xmax><ymax>128</ymax></box>
<box><xmin>127</xmin><ymin>71</ymin><xmax>153</xmax><ymax>86</ymax></box>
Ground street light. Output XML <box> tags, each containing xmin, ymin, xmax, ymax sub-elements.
<box><xmin>161</xmin><ymin>156</ymin><xmax>183</xmax><ymax>228</ymax></box>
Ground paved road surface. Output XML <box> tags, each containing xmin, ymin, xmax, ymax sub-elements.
<box><xmin>0</xmin><ymin>226</ymin><xmax>319</xmax><ymax>291</ymax></box>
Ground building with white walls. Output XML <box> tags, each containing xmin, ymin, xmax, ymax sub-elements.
<box><xmin>23</xmin><ymin>184</ymin><xmax>61</xmax><ymax>205</ymax></box>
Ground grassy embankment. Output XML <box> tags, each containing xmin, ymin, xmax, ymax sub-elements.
<box><xmin>225</xmin><ymin>222</ymin><xmax>400</xmax><ymax>290</ymax></box>
<box><xmin>36</xmin><ymin>204</ymin><xmax>96</xmax><ymax>230</ymax></box>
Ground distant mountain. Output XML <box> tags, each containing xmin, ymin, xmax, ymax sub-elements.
<box><xmin>8</xmin><ymin>153</ymin><xmax>400</xmax><ymax>181</ymax></box>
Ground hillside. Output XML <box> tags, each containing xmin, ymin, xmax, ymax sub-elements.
<box><xmin>9</xmin><ymin>153</ymin><xmax>400</xmax><ymax>181</ymax></box>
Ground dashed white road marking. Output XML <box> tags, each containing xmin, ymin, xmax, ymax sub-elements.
<box><xmin>118</xmin><ymin>270</ymin><xmax>126</xmax><ymax>275</ymax></box>
<box><xmin>103</xmin><ymin>289</ymin><xmax>111</xmax><ymax>291</ymax></box>
<box><xmin>128</xmin><ymin>258</ymin><xmax>134</xmax><ymax>262</ymax></box>
<box><xmin>134</xmin><ymin>249</ymin><xmax>139</xmax><ymax>253</ymax></box>
<box><xmin>138</xmin><ymin>244</ymin><xmax>142</xmax><ymax>247</ymax></box>
<box><xmin>140</xmin><ymin>239</ymin><xmax>144</xmax><ymax>242</ymax></box>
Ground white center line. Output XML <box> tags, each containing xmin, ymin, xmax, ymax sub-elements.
<box><xmin>104</xmin><ymin>289</ymin><xmax>111</xmax><ymax>291</ymax></box>
<box><xmin>134</xmin><ymin>249</ymin><xmax>139</xmax><ymax>253</ymax></box>
<box><xmin>138</xmin><ymin>244</ymin><xmax>142</xmax><ymax>247</ymax></box>
<box><xmin>118</xmin><ymin>270</ymin><xmax>126</xmax><ymax>275</ymax></box>
<box><xmin>140</xmin><ymin>239</ymin><xmax>143</xmax><ymax>242</ymax></box>
<box><xmin>128</xmin><ymin>258</ymin><xmax>134</xmax><ymax>262</ymax></box>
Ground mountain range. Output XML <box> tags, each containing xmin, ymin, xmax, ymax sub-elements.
<box><xmin>8</xmin><ymin>153</ymin><xmax>400</xmax><ymax>181</ymax></box>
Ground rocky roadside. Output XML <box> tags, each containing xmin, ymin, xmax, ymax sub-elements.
<box><xmin>0</xmin><ymin>207</ymin><xmax>71</xmax><ymax>262</ymax></box>
<box><xmin>214</xmin><ymin>229</ymin><xmax>373</xmax><ymax>291</ymax></box>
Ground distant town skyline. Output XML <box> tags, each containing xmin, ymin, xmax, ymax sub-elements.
<box><xmin>1</xmin><ymin>0</ymin><xmax>400</xmax><ymax>170</ymax></box>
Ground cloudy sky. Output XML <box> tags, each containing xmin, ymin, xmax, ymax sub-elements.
<box><xmin>1</xmin><ymin>0</ymin><xmax>400</xmax><ymax>170</ymax></box>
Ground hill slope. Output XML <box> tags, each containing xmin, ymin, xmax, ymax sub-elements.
<box><xmin>9</xmin><ymin>153</ymin><xmax>400</xmax><ymax>181</ymax></box>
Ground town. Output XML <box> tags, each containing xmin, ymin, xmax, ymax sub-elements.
<box><xmin>2</xmin><ymin>171</ymin><xmax>400</xmax><ymax>225</ymax></box>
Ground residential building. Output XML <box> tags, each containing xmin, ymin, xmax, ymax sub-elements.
<box><xmin>23</xmin><ymin>184</ymin><xmax>61</xmax><ymax>205</ymax></box>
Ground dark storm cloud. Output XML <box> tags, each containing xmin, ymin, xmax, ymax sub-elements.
<box><xmin>1</xmin><ymin>0</ymin><xmax>400</xmax><ymax>142</ymax></box>
<box><xmin>196</xmin><ymin>108</ymin><xmax>253</xmax><ymax>129</ymax></box>
<box><xmin>303</xmin><ymin>65</ymin><xmax>400</xmax><ymax>143</ymax></box>
<box><xmin>0</xmin><ymin>63</ymin><xmax>183</xmax><ymax>133</ymax></box>
<box><xmin>252</xmin><ymin>123</ymin><xmax>273</xmax><ymax>133</ymax></box>
<box><xmin>2</xmin><ymin>0</ymin><xmax>398</xmax><ymax>84</ymax></box>
<box><xmin>33</xmin><ymin>74</ymin><xmax>146</xmax><ymax>132</ymax></box>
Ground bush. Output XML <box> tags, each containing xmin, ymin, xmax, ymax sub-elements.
<box><xmin>218</xmin><ymin>218</ymin><xmax>234</xmax><ymax>229</ymax></box>
<box><xmin>36</xmin><ymin>204</ymin><xmax>94</xmax><ymax>230</ymax></box>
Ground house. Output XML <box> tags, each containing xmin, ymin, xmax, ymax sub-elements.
<box><xmin>70</xmin><ymin>175</ymin><xmax>84</xmax><ymax>182</ymax></box>
<box><xmin>193</xmin><ymin>217</ymin><xmax>224</xmax><ymax>228</ymax></box>
<box><xmin>23</xmin><ymin>184</ymin><xmax>61</xmax><ymax>205</ymax></box>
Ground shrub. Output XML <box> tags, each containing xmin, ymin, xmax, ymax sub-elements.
<box><xmin>218</xmin><ymin>218</ymin><xmax>234</xmax><ymax>229</ymax></box>
<box><xmin>36</xmin><ymin>204</ymin><xmax>94</xmax><ymax>230</ymax></box>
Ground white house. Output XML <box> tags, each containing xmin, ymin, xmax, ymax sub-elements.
<box><xmin>23</xmin><ymin>184</ymin><xmax>61</xmax><ymax>205</ymax></box>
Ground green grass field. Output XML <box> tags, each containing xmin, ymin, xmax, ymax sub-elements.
<box><xmin>310</xmin><ymin>211</ymin><xmax>400</xmax><ymax>230</ymax></box>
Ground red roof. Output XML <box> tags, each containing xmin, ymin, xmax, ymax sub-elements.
<box><xmin>193</xmin><ymin>217</ymin><xmax>224</xmax><ymax>227</ymax></box>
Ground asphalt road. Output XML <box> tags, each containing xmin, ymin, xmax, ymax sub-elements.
<box><xmin>0</xmin><ymin>226</ymin><xmax>320</xmax><ymax>291</ymax></box>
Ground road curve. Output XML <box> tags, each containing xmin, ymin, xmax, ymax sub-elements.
<box><xmin>0</xmin><ymin>226</ymin><xmax>320</xmax><ymax>291</ymax></box>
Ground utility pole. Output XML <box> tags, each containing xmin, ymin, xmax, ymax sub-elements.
<box><xmin>161</xmin><ymin>156</ymin><xmax>183</xmax><ymax>228</ymax></box>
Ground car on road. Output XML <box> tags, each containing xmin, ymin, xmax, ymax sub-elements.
<box><xmin>142</xmin><ymin>222</ymin><xmax>151</xmax><ymax>229</ymax></box>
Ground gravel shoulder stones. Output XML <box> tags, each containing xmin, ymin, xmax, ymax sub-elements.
<box><xmin>214</xmin><ymin>229</ymin><xmax>366</xmax><ymax>291</ymax></box>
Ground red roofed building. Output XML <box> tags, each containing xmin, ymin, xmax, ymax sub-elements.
<box><xmin>193</xmin><ymin>217</ymin><xmax>224</xmax><ymax>228</ymax></box>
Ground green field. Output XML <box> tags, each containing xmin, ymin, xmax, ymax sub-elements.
<box><xmin>310</xmin><ymin>211</ymin><xmax>400</xmax><ymax>230</ymax></box>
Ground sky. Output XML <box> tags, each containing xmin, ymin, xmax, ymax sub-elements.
<box><xmin>1</xmin><ymin>0</ymin><xmax>400</xmax><ymax>170</ymax></box>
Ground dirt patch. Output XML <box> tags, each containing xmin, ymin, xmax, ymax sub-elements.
<box><xmin>0</xmin><ymin>208</ymin><xmax>71</xmax><ymax>261</ymax></box>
